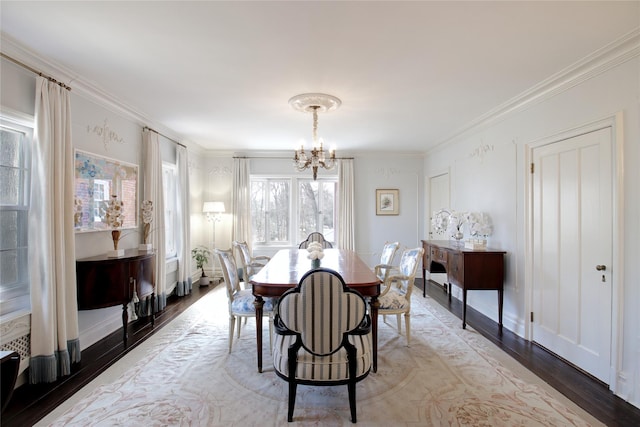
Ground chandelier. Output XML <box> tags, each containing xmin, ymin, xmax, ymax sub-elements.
<box><xmin>290</xmin><ymin>93</ymin><xmax>340</xmax><ymax>180</ymax></box>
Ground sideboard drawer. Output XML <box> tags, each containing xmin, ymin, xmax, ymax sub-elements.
<box><xmin>431</xmin><ymin>247</ymin><xmax>448</xmax><ymax>264</ymax></box>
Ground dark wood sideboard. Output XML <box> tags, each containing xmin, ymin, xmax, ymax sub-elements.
<box><xmin>421</xmin><ymin>240</ymin><xmax>506</xmax><ymax>330</ymax></box>
<box><xmin>76</xmin><ymin>249</ymin><xmax>156</xmax><ymax>345</ymax></box>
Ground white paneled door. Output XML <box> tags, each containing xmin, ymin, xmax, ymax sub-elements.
<box><xmin>532</xmin><ymin>127</ymin><xmax>613</xmax><ymax>383</ymax></box>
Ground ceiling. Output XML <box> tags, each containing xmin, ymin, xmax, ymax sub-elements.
<box><xmin>1</xmin><ymin>1</ymin><xmax>638</xmax><ymax>153</ymax></box>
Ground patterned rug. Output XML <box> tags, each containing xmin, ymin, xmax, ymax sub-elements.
<box><xmin>38</xmin><ymin>285</ymin><xmax>601</xmax><ymax>426</ymax></box>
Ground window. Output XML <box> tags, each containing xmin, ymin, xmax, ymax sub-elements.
<box><xmin>0</xmin><ymin>117</ymin><xmax>32</xmax><ymax>318</ymax></box>
<box><xmin>162</xmin><ymin>163</ymin><xmax>177</xmax><ymax>258</ymax></box>
<box><xmin>250</xmin><ymin>176</ymin><xmax>337</xmax><ymax>247</ymax></box>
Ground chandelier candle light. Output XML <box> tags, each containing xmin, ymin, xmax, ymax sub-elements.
<box><xmin>291</xmin><ymin>93</ymin><xmax>340</xmax><ymax>180</ymax></box>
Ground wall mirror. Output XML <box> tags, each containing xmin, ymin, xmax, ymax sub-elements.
<box><xmin>74</xmin><ymin>149</ymin><xmax>138</xmax><ymax>232</ymax></box>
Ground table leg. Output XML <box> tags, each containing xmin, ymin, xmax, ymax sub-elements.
<box><xmin>370</xmin><ymin>296</ymin><xmax>379</xmax><ymax>373</ymax></box>
<box><xmin>254</xmin><ymin>296</ymin><xmax>264</xmax><ymax>373</ymax></box>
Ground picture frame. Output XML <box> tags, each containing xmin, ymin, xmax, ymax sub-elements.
<box><xmin>74</xmin><ymin>149</ymin><xmax>138</xmax><ymax>232</ymax></box>
<box><xmin>376</xmin><ymin>189</ymin><xmax>399</xmax><ymax>215</ymax></box>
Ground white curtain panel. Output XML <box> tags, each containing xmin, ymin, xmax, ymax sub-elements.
<box><xmin>29</xmin><ymin>76</ymin><xmax>81</xmax><ymax>383</ymax></box>
<box><xmin>231</xmin><ymin>158</ymin><xmax>251</xmax><ymax>246</ymax></box>
<box><xmin>142</xmin><ymin>129</ymin><xmax>167</xmax><ymax>312</ymax></box>
<box><xmin>338</xmin><ymin>159</ymin><xmax>355</xmax><ymax>250</ymax></box>
<box><xmin>175</xmin><ymin>145</ymin><xmax>192</xmax><ymax>296</ymax></box>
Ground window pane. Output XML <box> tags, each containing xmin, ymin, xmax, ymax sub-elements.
<box><xmin>321</xmin><ymin>181</ymin><xmax>336</xmax><ymax>243</ymax></box>
<box><xmin>251</xmin><ymin>181</ymin><xmax>266</xmax><ymax>243</ymax></box>
<box><xmin>0</xmin><ymin>121</ymin><xmax>30</xmax><ymax>317</ymax></box>
<box><xmin>268</xmin><ymin>181</ymin><xmax>289</xmax><ymax>242</ymax></box>
<box><xmin>298</xmin><ymin>181</ymin><xmax>319</xmax><ymax>242</ymax></box>
<box><xmin>0</xmin><ymin>168</ymin><xmax>20</xmax><ymax>205</ymax></box>
<box><xmin>162</xmin><ymin>165</ymin><xmax>177</xmax><ymax>257</ymax></box>
<box><xmin>0</xmin><ymin>127</ymin><xmax>21</xmax><ymax>168</ymax></box>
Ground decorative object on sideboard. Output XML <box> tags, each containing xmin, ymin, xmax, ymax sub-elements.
<box><xmin>464</xmin><ymin>211</ymin><xmax>493</xmax><ymax>249</ymax></box>
<box><xmin>139</xmin><ymin>200</ymin><xmax>153</xmax><ymax>251</ymax></box>
<box><xmin>105</xmin><ymin>195</ymin><xmax>125</xmax><ymax>257</ymax></box>
<box><xmin>191</xmin><ymin>246</ymin><xmax>212</xmax><ymax>286</ymax></box>
<box><xmin>291</xmin><ymin>93</ymin><xmax>339</xmax><ymax>180</ymax></box>
<box><xmin>74</xmin><ymin>197</ymin><xmax>83</xmax><ymax>227</ymax></box>
<box><xmin>431</xmin><ymin>208</ymin><xmax>493</xmax><ymax>247</ymax></box>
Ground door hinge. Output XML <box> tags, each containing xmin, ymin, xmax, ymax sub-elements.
<box><xmin>530</xmin><ymin>311</ymin><xmax>534</xmax><ymax>322</ymax></box>
<box><xmin>530</xmin><ymin>163</ymin><xmax>535</xmax><ymax>174</ymax></box>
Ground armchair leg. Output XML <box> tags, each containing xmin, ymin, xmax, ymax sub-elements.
<box><xmin>348</xmin><ymin>381</ymin><xmax>357</xmax><ymax>423</ymax></box>
<box><xmin>228</xmin><ymin>315</ymin><xmax>235</xmax><ymax>353</ymax></box>
<box><xmin>288</xmin><ymin>382</ymin><xmax>297</xmax><ymax>422</ymax></box>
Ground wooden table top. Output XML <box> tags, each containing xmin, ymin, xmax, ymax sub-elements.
<box><xmin>250</xmin><ymin>248</ymin><xmax>380</xmax><ymax>294</ymax></box>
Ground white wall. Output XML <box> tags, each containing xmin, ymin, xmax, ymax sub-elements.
<box><xmin>424</xmin><ymin>55</ymin><xmax>639</xmax><ymax>406</ymax></box>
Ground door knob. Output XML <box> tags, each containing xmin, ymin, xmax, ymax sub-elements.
<box><xmin>596</xmin><ymin>265</ymin><xmax>607</xmax><ymax>271</ymax></box>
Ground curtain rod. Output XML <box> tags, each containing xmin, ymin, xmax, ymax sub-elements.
<box><xmin>143</xmin><ymin>126</ymin><xmax>186</xmax><ymax>148</ymax></box>
<box><xmin>1</xmin><ymin>53</ymin><xmax>71</xmax><ymax>91</ymax></box>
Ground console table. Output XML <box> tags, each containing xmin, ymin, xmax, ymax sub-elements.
<box><xmin>421</xmin><ymin>240</ymin><xmax>505</xmax><ymax>330</ymax></box>
<box><xmin>77</xmin><ymin>249</ymin><xmax>156</xmax><ymax>345</ymax></box>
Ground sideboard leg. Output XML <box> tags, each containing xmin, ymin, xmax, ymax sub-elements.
<box><xmin>122</xmin><ymin>303</ymin><xmax>129</xmax><ymax>346</ymax></box>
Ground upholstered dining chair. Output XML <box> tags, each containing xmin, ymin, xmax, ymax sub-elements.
<box><xmin>215</xmin><ymin>249</ymin><xmax>273</xmax><ymax>353</ymax></box>
<box><xmin>374</xmin><ymin>241</ymin><xmax>400</xmax><ymax>282</ymax></box>
<box><xmin>298</xmin><ymin>231</ymin><xmax>333</xmax><ymax>249</ymax></box>
<box><xmin>273</xmin><ymin>268</ymin><xmax>372</xmax><ymax>423</ymax></box>
<box><xmin>377</xmin><ymin>246</ymin><xmax>424</xmax><ymax>347</ymax></box>
<box><xmin>232</xmin><ymin>240</ymin><xmax>270</xmax><ymax>284</ymax></box>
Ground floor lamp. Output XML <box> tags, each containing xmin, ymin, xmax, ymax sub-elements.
<box><xmin>203</xmin><ymin>201</ymin><xmax>225</xmax><ymax>284</ymax></box>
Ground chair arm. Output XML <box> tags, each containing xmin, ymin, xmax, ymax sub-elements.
<box><xmin>379</xmin><ymin>274</ymin><xmax>411</xmax><ymax>297</ymax></box>
<box><xmin>349</xmin><ymin>314</ymin><xmax>372</xmax><ymax>336</ymax></box>
<box><xmin>273</xmin><ymin>315</ymin><xmax>297</xmax><ymax>336</ymax></box>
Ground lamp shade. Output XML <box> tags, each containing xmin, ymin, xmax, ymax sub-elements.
<box><xmin>203</xmin><ymin>201</ymin><xmax>225</xmax><ymax>213</ymax></box>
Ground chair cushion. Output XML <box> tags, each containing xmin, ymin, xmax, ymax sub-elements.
<box><xmin>273</xmin><ymin>332</ymin><xmax>372</xmax><ymax>381</ymax></box>
<box><xmin>378</xmin><ymin>289</ymin><xmax>409</xmax><ymax>310</ymax></box>
<box><xmin>231</xmin><ymin>289</ymin><xmax>274</xmax><ymax>314</ymax></box>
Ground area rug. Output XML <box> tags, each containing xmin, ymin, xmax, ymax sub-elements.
<box><xmin>37</xmin><ymin>285</ymin><xmax>602</xmax><ymax>426</ymax></box>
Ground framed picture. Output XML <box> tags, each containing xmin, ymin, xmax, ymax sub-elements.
<box><xmin>376</xmin><ymin>189</ymin><xmax>399</xmax><ymax>215</ymax></box>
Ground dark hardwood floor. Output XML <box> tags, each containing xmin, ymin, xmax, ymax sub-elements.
<box><xmin>3</xmin><ymin>279</ymin><xmax>640</xmax><ymax>426</ymax></box>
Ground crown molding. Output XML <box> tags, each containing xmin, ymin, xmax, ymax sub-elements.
<box><xmin>0</xmin><ymin>34</ymin><xmax>190</xmax><ymax>148</ymax></box>
<box><xmin>430</xmin><ymin>27</ymin><xmax>640</xmax><ymax>153</ymax></box>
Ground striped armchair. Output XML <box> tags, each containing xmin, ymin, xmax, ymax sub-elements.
<box><xmin>273</xmin><ymin>268</ymin><xmax>372</xmax><ymax>423</ymax></box>
<box><xmin>298</xmin><ymin>232</ymin><xmax>333</xmax><ymax>249</ymax></box>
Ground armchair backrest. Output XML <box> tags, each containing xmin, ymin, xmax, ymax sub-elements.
<box><xmin>299</xmin><ymin>232</ymin><xmax>333</xmax><ymax>249</ymax></box>
<box><xmin>380</xmin><ymin>241</ymin><xmax>399</xmax><ymax>265</ymax></box>
<box><xmin>277</xmin><ymin>268</ymin><xmax>366</xmax><ymax>356</ymax></box>
<box><xmin>392</xmin><ymin>247</ymin><xmax>424</xmax><ymax>297</ymax></box>
<box><xmin>232</xmin><ymin>240</ymin><xmax>252</xmax><ymax>279</ymax></box>
<box><xmin>215</xmin><ymin>249</ymin><xmax>242</xmax><ymax>301</ymax></box>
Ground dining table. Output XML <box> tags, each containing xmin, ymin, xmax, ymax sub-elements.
<box><xmin>250</xmin><ymin>248</ymin><xmax>381</xmax><ymax>373</ymax></box>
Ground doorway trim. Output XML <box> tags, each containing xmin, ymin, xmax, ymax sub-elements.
<box><xmin>523</xmin><ymin>112</ymin><xmax>624</xmax><ymax>392</ymax></box>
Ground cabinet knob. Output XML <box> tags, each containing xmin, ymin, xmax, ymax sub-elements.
<box><xmin>595</xmin><ymin>265</ymin><xmax>606</xmax><ymax>271</ymax></box>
